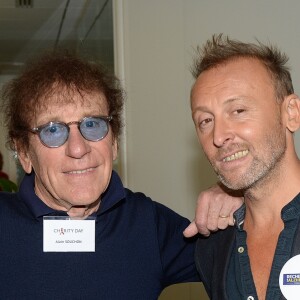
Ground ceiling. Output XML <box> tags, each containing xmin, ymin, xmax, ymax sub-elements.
<box><xmin>0</xmin><ymin>0</ymin><xmax>114</xmax><ymax>74</ymax></box>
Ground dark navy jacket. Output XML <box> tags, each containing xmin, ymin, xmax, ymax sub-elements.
<box><xmin>0</xmin><ymin>171</ymin><xmax>199</xmax><ymax>299</ymax></box>
<box><xmin>195</xmin><ymin>227</ymin><xmax>235</xmax><ymax>299</ymax></box>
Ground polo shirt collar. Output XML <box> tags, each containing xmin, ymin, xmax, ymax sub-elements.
<box><xmin>233</xmin><ymin>193</ymin><xmax>300</xmax><ymax>231</ymax></box>
<box><xmin>19</xmin><ymin>170</ymin><xmax>126</xmax><ymax>220</ymax></box>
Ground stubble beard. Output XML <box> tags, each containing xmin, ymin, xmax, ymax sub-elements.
<box><xmin>209</xmin><ymin>128</ymin><xmax>287</xmax><ymax>192</ymax></box>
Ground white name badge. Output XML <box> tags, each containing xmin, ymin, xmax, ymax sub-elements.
<box><xmin>43</xmin><ymin>216</ymin><xmax>96</xmax><ymax>252</ymax></box>
<box><xmin>279</xmin><ymin>254</ymin><xmax>300</xmax><ymax>300</ymax></box>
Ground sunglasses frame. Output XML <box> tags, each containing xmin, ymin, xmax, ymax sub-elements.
<box><xmin>30</xmin><ymin>115</ymin><xmax>113</xmax><ymax>148</ymax></box>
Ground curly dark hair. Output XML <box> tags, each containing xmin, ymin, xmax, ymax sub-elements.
<box><xmin>191</xmin><ymin>34</ymin><xmax>294</xmax><ymax>102</ymax></box>
<box><xmin>1</xmin><ymin>50</ymin><xmax>124</xmax><ymax>152</ymax></box>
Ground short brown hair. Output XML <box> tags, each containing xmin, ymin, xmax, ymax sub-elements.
<box><xmin>1</xmin><ymin>50</ymin><xmax>124</xmax><ymax>152</ymax></box>
<box><xmin>191</xmin><ymin>34</ymin><xmax>294</xmax><ymax>101</ymax></box>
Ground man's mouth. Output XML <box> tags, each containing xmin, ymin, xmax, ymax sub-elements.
<box><xmin>223</xmin><ymin>150</ymin><xmax>249</xmax><ymax>162</ymax></box>
<box><xmin>66</xmin><ymin>167</ymin><xmax>95</xmax><ymax>174</ymax></box>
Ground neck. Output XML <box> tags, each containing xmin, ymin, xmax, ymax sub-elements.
<box><xmin>66</xmin><ymin>201</ymin><xmax>101</xmax><ymax>219</ymax></box>
<box><xmin>34</xmin><ymin>186</ymin><xmax>101</xmax><ymax>219</ymax></box>
<box><xmin>244</xmin><ymin>153</ymin><xmax>300</xmax><ymax>227</ymax></box>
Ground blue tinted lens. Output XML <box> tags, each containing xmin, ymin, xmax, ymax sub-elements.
<box><xmin>80</xmin><ymin>117</ymin><xmax>109</xmax><ymax>141</ymax></box>
<box><xmin>39</xmin><ymin>122</ymin><xmax>69</xmax><ymax>147</ymax></box>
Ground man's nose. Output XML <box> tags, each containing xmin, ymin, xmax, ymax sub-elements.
<box><xmin>65</xmin><ymin>125</ymin><xmax>91</xmax><ymax>158</ymax></box>
<box><xmin>213</xmin><ymin>119</ymin><xmax>235</xmax><ymax>147</ymax></box>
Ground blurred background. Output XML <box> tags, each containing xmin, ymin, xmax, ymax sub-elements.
<box><xmin>2</xmin><ymin>1</ymin><xmax>300</xmax><ymax>299</ymax></box>
<box><xmin>0</xmin><ymin>0</ymin><xmax>114</xmax><ymax>71</ymax></box>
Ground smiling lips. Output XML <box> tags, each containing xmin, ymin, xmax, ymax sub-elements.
<box><xmin>66</xmin><ymin>167</ymin><xmax>95</xmax><ymax>174</ymax></box>
<box><xmin>223</xmin><ymin>150</ymin><xmax>249</xmax><ymax>162</ymax></box>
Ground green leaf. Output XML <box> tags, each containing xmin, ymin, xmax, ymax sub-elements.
<box><xmin>0</xmin><ymin>178</ymin><xmax>18</xmax><ymax>192</ymax></box>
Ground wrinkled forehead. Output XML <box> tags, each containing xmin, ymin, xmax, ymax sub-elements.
<box><xmin>33</xmin><ymin>83</ymin><xmax>108</xmax><ymax>116</ymax></box>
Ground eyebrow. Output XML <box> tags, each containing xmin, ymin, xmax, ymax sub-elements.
<box><xmin>192</xmin><ymin>97</ymin><xmax>247</xmax><ymax>117</ymax></box>
<box><xmin>36</xmin><ymin>110</ymin><xmax>103</xmax><ymax>123</ymax></box>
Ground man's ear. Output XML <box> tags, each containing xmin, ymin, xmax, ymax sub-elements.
<box><xmin>284</xmin><ymin>94</ymin><xmax>300</xmax><ymax>133</ymax></box>
<box><xmin>112</xmin><ymin>138</ymin><xmax>118</xmax><ymax>161</ymax></box>
<box><xmin>17</xmin><ymin>148</ymin><xmax>32</xmax><ymax>174</ymax></box>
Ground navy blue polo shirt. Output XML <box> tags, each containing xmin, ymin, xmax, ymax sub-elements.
<box><xmin>0</xmin><ymin>170</ymin><xmax>199</xmax><ymax>299</ymax></box>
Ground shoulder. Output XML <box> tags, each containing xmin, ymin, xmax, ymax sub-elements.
<box><xmin>196</xmin><ymin>226</ymin><xmax>235</xmax><ymax>254</ymax></box>
<box><xmin>195</xmin><ymin>227</ymin><xmax>235</xmax><ymax>288</ymax></box>
<box><xmin>124</xmin><ymin>188</ymin><xmax>190</xmax><ymax>225</ymax></box>
<box><xmin>0</xmin><ymin>191</ymin><xmax>18</xmax><ymax>205</ymax></box>
<box><xmin>0</xmin><ymin>191</ymin><xmax>31</xmax><ymax>218</ymax></box>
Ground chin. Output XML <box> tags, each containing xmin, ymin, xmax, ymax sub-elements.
<box><xmin>72</xmin><ymin>197</ymin><xmax>98</xmax><ymax>205</ymax></box>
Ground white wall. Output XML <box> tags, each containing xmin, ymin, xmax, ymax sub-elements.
<box><xmin>113</xmin><ymin>1</ymin><xmax>300</xmax><ymax>299</ymax></box>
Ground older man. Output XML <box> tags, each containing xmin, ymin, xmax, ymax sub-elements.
<box><xmin>0</xmin><ymin>50</ymin><xmax>241</xmax><ymax>299</ymax></box>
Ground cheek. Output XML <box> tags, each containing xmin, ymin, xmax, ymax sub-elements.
<box><xmin>105</xmin><ymin>147</ymin><xmax>116</xmax><ymax>167</ymax></box>
<box><xmin>197</xmin><ymin>132</ymin><xmax>213</xmax><ymax>152</ymax></box>
<box><xmin>239</xmin><ymin>123</ymin><xmax>262</xmax><ymax>143</ymax></box>
<box><xmin>99</xmin><ymin>135</ymin><xmax>117</xmax><ymax>159</ymax></box>
<box><xmin>28</xmin><ymin>149</ymin><xmax>46</xmax><ymax>173</ymax></box>
<box><xmin>29</xmin><ymin>146</ymin><xmax>61</xmax><ymax>179</ymax></box>
<box><xmin>239</xmin><ymin>126</ymin><xmax>254</xmax><ymax>139</ymax></box>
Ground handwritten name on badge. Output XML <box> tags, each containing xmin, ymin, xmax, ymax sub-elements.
<box><xmin>43</xmin><ymin>216</ymin><xmax>95</xmax><ymax>252</ymax></box>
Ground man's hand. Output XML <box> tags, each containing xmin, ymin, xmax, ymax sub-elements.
<box><xmin>183</xmin><ymin>184</ymin><xmax>243</xmax><ymax>237</ymax></box>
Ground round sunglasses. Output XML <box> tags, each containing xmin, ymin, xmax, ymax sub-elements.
<box><xmin>30</xmin><ymin>116</ymin><xmax>112</xmax><ymax>148</ymax></box>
